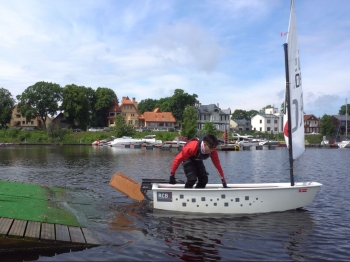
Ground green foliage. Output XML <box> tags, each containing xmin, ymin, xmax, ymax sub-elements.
<box><xmin>138</xmin><ymin>98</ymin><xmax>158</xmax><ymax>114</ymax></box>
<box><xmin>339</xmin><ymin>103</ymin><xmax>350</xmax><ymax>115</ymax></box>
<box><xmin>156</xmin><ymin>97</ymin><xmax>171</xmax><ymax>112</ymax></box>
<box><xmin>0</xmin><ymin>88</ymin><xmax>15</xmax><ymax>128</ymax></box>
<box><xmin>16</xmin><ymin>81</ymin><xmax>62</xmax><ymax>129</ymax></box>
<box><xmin>112</xmin><ymin>114</ymin><xmax>135</xmax><ymax>137</ymax></box>
<box><xmin>231</xmin><ymin>109</ymin><xmax>248</xmax><ymax>120</ymax></box>
<box><xmin>320</xmin><ymin>114</ymin><xmax>337</xmax><ymax>136</ymax></box>
<box><xmin>181</xmin><ymin>105</ymin><xmax>198</xmax><ymax>139</ymax></box>
<box><xmin>280</xmin><ymin>102</ymin><xmax>285</xmax><ymax>114</ymax></box>
<box><xmin>260</xmin><ymin>105</ymin><xmax>272</xmax><ymax>113</ymax></box>
<box><xmin>61</xmin><ymin>84</ymin><xmax>90</xmax><ymax>129</ymax></box>
<box><xmin>246</xmin><ymin>110</ymin><xmax>259</xmax><ymax>120</ymax></box>
<box><xmin>155</xmin><ymin>89</ymin><xmax>198</xmax><ymax>123</ymax></box>
<box><xmin>202</xmin><ymin>122</ymin><xmax>218</xmax><ymax>136</ymax></box>
<box><xmin>94</xmin><ymin>87</ymin><xmax>117</xmax><ymax>127</ymax></box>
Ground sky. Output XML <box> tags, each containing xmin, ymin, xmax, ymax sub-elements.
<box><xmin>1</xmin><ymin>0</ymin><xmax>349</xmax><ymax>118</ymax></box>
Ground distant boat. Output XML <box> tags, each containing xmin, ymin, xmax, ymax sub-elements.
<box><xmin>259</xmin><ymin>140</ymin><xmax>280</xmax><ymax>146</ymax></box>
<box><xmin>141</xmin><ymin>135</ymin><xmax>162</xmax><ymax>146</ymax></box>
<box><xmin>109</xmin><ymin>136</ymin><xmax>144</xmax><ymax>147</ymax></box>
<box><xmin>237</xmin><ymin>138</ymin><xmax>261</xmax><ymax>147</ymax></box>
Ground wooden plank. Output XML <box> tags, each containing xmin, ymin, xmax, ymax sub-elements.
<box><xmin>41</xmin><ymin>223</ymin><xmax>55</xmax><ymax>241</ymax></box>
<box><xmin>8</xmin><ymin>219</ymin><xmax>27</xmax><ymax>238</ymax></box>
<box><xmin>0</xmin><ymin>217</ymin><xmax>13</xmax><ymax>236</ymax></box>
<box><xmin>55</xmin><ymin>224</ymin><xmax>70</xmax><ymax>242</ymax></box>
<box><xmin>68</xmin><ymin>226</ymin><xmax>86</xmax><ymax>243</ymax></box>
<box><xmin>81</xmin><ymin>228</ymin><xmax>100</xmax><ymax>245</ymax></box>
<box><xmin>24</xmin><ymin>221</ymin><xmax>41</xmax><ymax>239</ymax></box>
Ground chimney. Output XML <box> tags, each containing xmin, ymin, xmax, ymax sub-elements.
<box><xmin>132</xmin><ymin>97</ymin><xmax>135</xmax><ymax>103</ymax></box>
<box><xmin>217</xmin><ymin>103</ymin><xmax>219</xmax><ymax>107</ymax></box>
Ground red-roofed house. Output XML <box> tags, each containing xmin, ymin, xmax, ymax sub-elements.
<box><xmin>108</xmin><ymin>96</ymin><xmax>142</xmax><ymax>127</ymax></box>
<box><xmin>141</xmin><ymin>108</ymin><xmax>176</xmax><ymax>130</ymax></box>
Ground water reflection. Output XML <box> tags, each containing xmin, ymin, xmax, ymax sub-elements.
<box><xmin>107</xmin><ymin>200</ymin><xmax>315</xmax><ymax>261</ymax></box>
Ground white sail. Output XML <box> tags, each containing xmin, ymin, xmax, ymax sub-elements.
<box><xmin>283</xmin><ymin>0</ymin><xmax>305</xmax><ymax>160</ymax></box>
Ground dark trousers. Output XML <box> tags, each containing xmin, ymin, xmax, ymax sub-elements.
<box><xmin>182</xmin><ymin>159</ymin><xmax>208</xmax><ymax>188</ymax></box>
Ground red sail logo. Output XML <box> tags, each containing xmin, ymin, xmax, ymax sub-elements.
<box><xmin>299</xmin><ymin>188</ymin><xmax>307</xmax><ymax>193</ymax></box>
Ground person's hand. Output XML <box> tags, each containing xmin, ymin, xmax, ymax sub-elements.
<box><xmin>169</xmin><ymin>175</ymin><xmax>176</xmax><ymax>184</ymax></box>
<box><xmin>221</xmin><ymin>179</ymin><xmax>228</xmax><ymax>188</ymax></box>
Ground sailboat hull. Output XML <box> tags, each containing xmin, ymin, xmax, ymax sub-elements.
<box><xmin>152</xmin><ymin>182</ymin><xmax>321</xmax><ymax>214</ymax></box>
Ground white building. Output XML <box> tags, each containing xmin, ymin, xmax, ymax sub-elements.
<box><xmin>251</xmin><ymin>107</ymin><xmax>284</xmax><ymax>133</ymax></box>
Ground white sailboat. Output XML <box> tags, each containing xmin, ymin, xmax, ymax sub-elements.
<box><xmin>109</xmin><ymin>0</ymin><xmax>321</xmax><ymax>214</ymax></box>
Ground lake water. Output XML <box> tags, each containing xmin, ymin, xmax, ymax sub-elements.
<box><xmin>0</xmin><ymin>145</ymin><xmax>349</xmax><ymax>261</ymax></box>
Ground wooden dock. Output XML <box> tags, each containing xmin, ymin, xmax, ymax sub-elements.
<box><xmin>0</xmin><ymin>217</ymin><xmax>99</xmax><ymax>250</ymax></box>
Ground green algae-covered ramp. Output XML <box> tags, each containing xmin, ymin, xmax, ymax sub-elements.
<box><xmin>0</xmin><ymin>180</ymin><xmax>80</xmax><ymax>226</ymax></box>
<box><xmin>0</xmin><ymin>180</ymin><xmax>99</xmax><ymax>250</ymax></box>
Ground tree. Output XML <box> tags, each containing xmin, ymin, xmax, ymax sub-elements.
<box><xmin>112</xmin><ymin>114</ymin><xmax>135</xmax><ymax>138</ymax></box>
<box><xmin>339</xmin><ymin>102</ymin><xmax>350</xmax><ymax>115</ymax></box>
<box><xmin>94</xmin><ymin>87</ymin><xmax>117</xmax><ymax>127</ymax></box>
<box><xmin>61</xmin><ymin>84</ymin><xmax>90</xmax><ymax>129</ymax></box>
<box><xmin>138</xmin><ymin>98</ymin><xmax>158</xmax><ymax>114</ymax></box>
<box><xmin>202</xmin><ymin>122</ymin><xmax>218</xmax><ymax>136</ymax></box>
<box><xmin>0</xmin><ymin>88</ymin><xmax>15</xmax><ymax>128</ymax></box>
<box><xmin>168</xmin><ymin>89</ymin><xmax>198</xmax><ymax>123</ymax></box>
<box><xmin>260</xmin><ymin>105</ymin><xmax>272</xmax><ymax>114</ymax></box>
<box><xmin>320</xmin><ymin>114</ymin><xmax>336</xmax><ymax>136</ymax></box>
<box><xmin>180</xmin><ymin>105</ymin><xmax>198</xmax><ymax>139</ymax></box>
<box><xmin>246</xmin><ymin>110</ymin><xmax>259</xmax><ymax>120</ymax></box>
<box><xmin>280</xmin><ymin>102</ymin><xmax>285</xmax><ymax>114</ymax></box>
<box><xmin>231</xmin><ymin>109</ymin><xmax>247</xmax><ymax>120</ymax></box>
<box><xmin>16</xmin><ymin>81</ymin><xmax>62</xmax><ymax>129</ymax></box>
<box><xmin>156</xmin><ymin>97</ymin><xmax>171</xmax><ymax>112</ymax></box>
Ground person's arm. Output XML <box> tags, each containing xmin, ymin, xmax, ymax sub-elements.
<box><xmin>210</xmin><ymin>150</ymin><xmax>226</xmax><ymax>183</ymax></box>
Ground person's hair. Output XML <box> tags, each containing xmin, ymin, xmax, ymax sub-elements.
<box><xmin>203</xmin><ymin>134</ymin><xmax>218</xmax><ymax>148</ymax></box>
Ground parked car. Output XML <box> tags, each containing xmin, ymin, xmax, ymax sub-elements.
<box><xmin>88</xmin><ymin>127</ymin><xmax>98</xmax><ymax>132</ymax></box>
<box><xmin>103</xmin><ymin>127</ymin><xmax>110</xmax><ymax>132</ymax></box>
<box><xmin>73</xmin><ymin>128</ymin><xmax>82</xmax><ymax>132</ymax></box>
<box><xmin>21</xmin><ymin>127</ymin><xmax>36</xmax><ymax>131</ymax></box>
<box><xmin>310</xmin><ymin>132</ymin><xmax>320</xmax><ymax>135</ymax></box>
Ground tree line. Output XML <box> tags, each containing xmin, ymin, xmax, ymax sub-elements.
<box><xmin>0</xmin><ymin>83</ymin><xmax>198</xmax><ymax>131</ymax></box>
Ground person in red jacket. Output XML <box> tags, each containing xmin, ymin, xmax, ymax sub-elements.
<box><xmin>169</xmin><ymin>134</ymin><xmax>228</xmax><ymax>188</ymax></box>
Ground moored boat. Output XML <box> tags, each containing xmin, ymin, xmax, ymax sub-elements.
<box><xmin>109</xmin><ymin>136</ymin><xmax>144</xmax><ymax>147</ymax></box>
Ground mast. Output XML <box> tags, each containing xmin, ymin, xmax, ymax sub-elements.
<box><xmin>283</xmin><ymin>43</ymin><xmax>294</xmax><ymax>186</ymax></box>
<box><xmin>346</xmin><ymin>98</ymin><xmax>348</xmax><ymax>139</ymax></box>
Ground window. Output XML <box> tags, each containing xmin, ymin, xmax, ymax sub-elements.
<box><xmin>274</xmin><ymin>127</ymin><xmax>278</xmax><ymax>131</ymax></box>
<box><xmin>274</xmin><ymin>120</ymin><xmax>278</xmax><ymax>124</ymax></box>
<box><xmin>267</xmin><ymin>127</ymin><xmax>270</xmax><ymax>131</ymax></box>
<box><xmin>267</xmin><ymin>120</ymin><xmax>271</xmax><ymax>123</ymax></box>
<box><xmin>122</xmin><ymin>113</ymin><xmax>126</xmax><ymax>116</ymax></box>
<box><xmin>129</xmin><ymin>120</ymin><xmax>133</xmax><ymax>125</ymax></box>
<box><xmin>109</xmin><ymin>112</ymin><xmax>115</xmax><ymax>116</ymax></box>
<box><xmin>259</xmin><ymin>127</ymin><xmax>262</xmax><ymax>131</ymax></box>
<box><xmin>260</xmin><ymin>120</ymin><xmax>262</xmax><ymax>124</ymax></box>
<box><xmin>131</xmin><ymin>113</ymin><xmax>134</xmax><ymax>117</ymax></box>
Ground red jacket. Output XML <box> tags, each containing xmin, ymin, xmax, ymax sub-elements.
<box><xmin>170</xmin><ymin>140</ymin><xmax>225</xmax><ymax>181</ymax></box>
